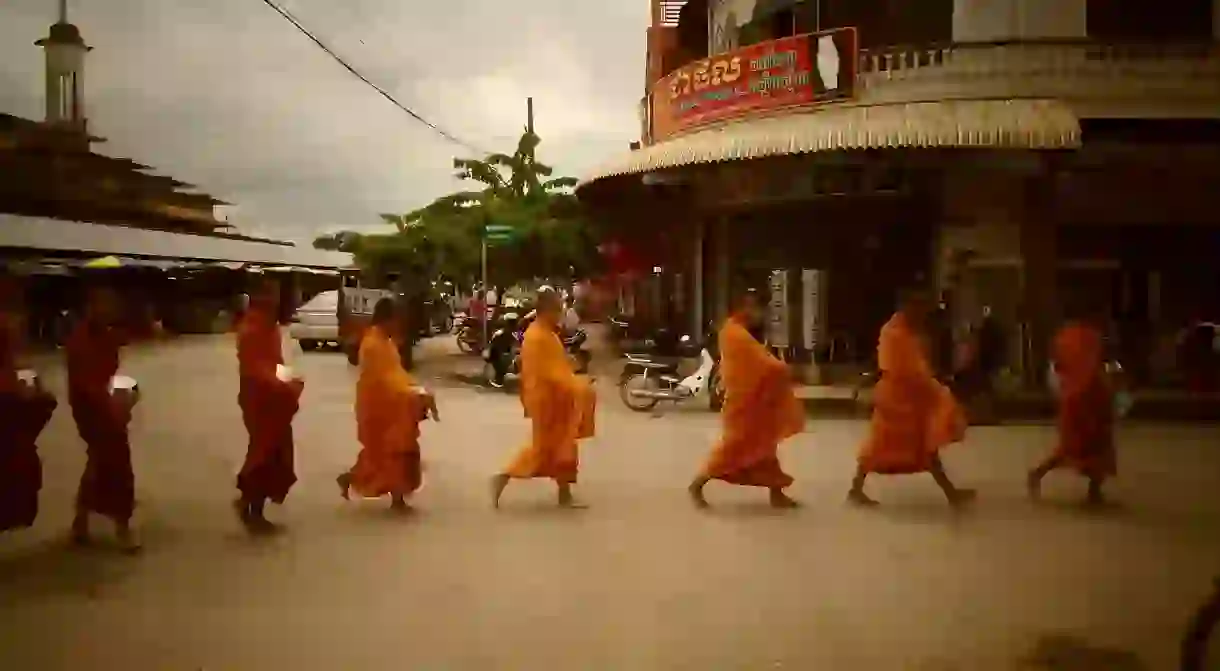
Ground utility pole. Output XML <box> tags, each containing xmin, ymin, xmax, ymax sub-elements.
<box><xmin>480</xmin><ymin>214</ymin><xmax>489</xmax><ymax>348</ymax></box>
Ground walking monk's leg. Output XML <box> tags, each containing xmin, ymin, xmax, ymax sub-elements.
<box><xmin>847</xmin><ymin>465</ymin><xmax>878</xmax><ymax>506</ymax></box>
<box><xmin>72</xmin><ymin>428</ymin><xmax>139</xmax><ymax>553</ymax></box>
<box><xmin>928</xmin><ymin>455</ymin><xmax>975</xmax><ymax>507</ymax></box>
<box><xmin>1026</xmin><ymin>454</ymin><xmax>1064</xmax><ymax>500</ymax></box>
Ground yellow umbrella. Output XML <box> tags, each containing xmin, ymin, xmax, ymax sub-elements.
<box><xmin>82</xmin><ymin>255</ymin><xmax>124</xmax><ymax>269</ymax></box>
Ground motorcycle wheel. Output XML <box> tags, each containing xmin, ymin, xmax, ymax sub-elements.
<box><xmin>456</xmin><ymin>333</ymin><xmax>473</xmax><ymax>354</ymax></box>
<box><xmin>620</xmin><ymin>373</ymin><xmax>660</xmax><ymax>412</ymax></box>
<box><xmin>1181</xmin><ymin>579</ymin><xmax>1220</xmax><ymax>671</ymax></box>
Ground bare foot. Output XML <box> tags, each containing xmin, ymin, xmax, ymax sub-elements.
<box><xmin>1084</xmin><ymin>493</ymin><xmax>1108</xmax><ymax>509</ymax></box>
<box><xmin>246</xmin><ymin>517</ymin><xmax>280</xmax><ymax>536</ymax></box>
<box><xmin>232</xmin><ymin>498</ymin><xmax>251</xmax><ymax>526</ymax></box>
<box><xmin>688</xmin><ymin>481</ymin><xmax>710</xmax><ymax>509</ymax></box>
<box><xmin>71</xmin><ymin>516</ymin><xmax>91</xmax><ymax>547</ymax></box>
<box><xmin>558</xmin><ymin>496</ymin><xmax>589</xmax><ymax>509</ymax></box>
<box><xmin>336</xmin><ymin>473</ymin><xmax>351</xmax><ymax>501</ymax></box>
<box><xmin>116</xmin><ymin>528</ymin><xmax>142</xmax><ymax>555</ymax></box>
<box><xmin>490</xmin><ymin>475</ymin><xmax>509</xmax><ymax>510</ymax></box>
<box><xmin>949</xmin><ymin>488</ymin><xmax>978</xmax><ymax>509</ymax></box>
<box><xmin>769</xmin><ymin>490</ymin><xmax>800</xmax><ymax>509</ymax></box>
<box><xmin>1026</xmin><ymin>472</ymin><xmax>1042</xmax><ymax>501</ymax></box>
<box><xmin>847</xmin><ymin>490</ymin><xmax>880</xmax><ymax>507</ymax></box>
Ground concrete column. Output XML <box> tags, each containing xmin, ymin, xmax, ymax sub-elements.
<box><xmin>1018</xmin><ymin>173</ymin><xmax>1058</xmax><ymax>388</ymax></box>
<box><xmin>693</xmin><ymin>218</ymin><xmax>705</xmax><ymax>341</ymax></box>
<box><xmin>712</xmin><ymin>216</ymin><xmax>730</xmax><ymax>324</ymax></box>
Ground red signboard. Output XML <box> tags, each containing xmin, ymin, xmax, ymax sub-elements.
<box><xmin>650</xmin><ymin>27</ymin><xmax>858</xmax><ymax>141</ymax></box>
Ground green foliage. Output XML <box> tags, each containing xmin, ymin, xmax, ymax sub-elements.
<box><xmin>357</xmin><ymin>128</ymin><xmax>601</xmax><ymax>289</ymax></box>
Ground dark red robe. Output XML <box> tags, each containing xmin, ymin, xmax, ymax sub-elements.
<box><xmin>236</xmin><ymin>308</ymin><xmax>300</xmax><ymax>504</ymax></box>
<box><xmin>0</xmin><ymin>321</ymin><xmax>58</xmax><ymax>532</ymax></box>
<box><xmin>67</xmin><ymin>320</ymin><xmax>135</xmax><ymax>521</ymax></box>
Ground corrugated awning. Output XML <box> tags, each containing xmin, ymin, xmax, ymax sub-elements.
<box><xmin>580</xmin><ymin>99</ymin><xmax>1081</xmax><ymax>186</ymax></box>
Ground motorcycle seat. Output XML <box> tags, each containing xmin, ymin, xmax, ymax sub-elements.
<box><xmin>625</xmin><ymin>356</ymin><xmax>678</xmax><ymax>370</ymax></box>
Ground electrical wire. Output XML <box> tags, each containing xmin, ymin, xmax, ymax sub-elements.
<box><xmin>256</xmin><ymin>0</ymin><xmax>490</xmax><ymax>155</ymax></box>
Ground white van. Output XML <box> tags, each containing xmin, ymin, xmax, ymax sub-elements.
<box><xmin>289</xmin><ymin>290</ymin><xmax>340</xmax><ymax>350</ymax></box>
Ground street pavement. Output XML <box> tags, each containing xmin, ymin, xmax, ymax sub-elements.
<box><xmin>2</xmin><ymin>334</ymin><xmax>1219</xmax><ymax>670</ymax></box>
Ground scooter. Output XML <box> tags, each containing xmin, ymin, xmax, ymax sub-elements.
<box><xmin>565</xmin><ymin>328</ymin><xmax>591</xmax><ymax>374</ymax></box>
<box><xmin>454</xmin><ymin>314</ymin><xmax>486</xmax><ymax>355</ymax></box>
<box><xmin>619</xmin><ymin>333</ymin><xmax>723</xmax><ymax>413</ymax></box>
<box><xmin>483</xmin><ymin>319</ymin><xmax>524</xmax><ymax>389</ymax></box>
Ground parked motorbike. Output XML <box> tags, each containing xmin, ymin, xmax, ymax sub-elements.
<box><xmin>566</xmin><ymin>328</ymin><xmax>591</xmax><ymax>374</ymax></box>
<box><xmin>454</xmin><ymin>314</ymin><xmax>486</xmax><ymax>355</ymax></box>
<box><xmin>619</xmin><ymin>328</ymin><xmax>723</xmax><ymax>412</ymax></box>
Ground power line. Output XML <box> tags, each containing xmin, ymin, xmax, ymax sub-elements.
<box><xmin>256</xmin><ymin>0</ymin><xmax>489</xmax><ymax>155</ymax></box>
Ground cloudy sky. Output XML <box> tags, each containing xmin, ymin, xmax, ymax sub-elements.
<box><xmin>0</xmin><ymin>0</ymin><xmax>645</xmax><ymax>242</ymax></box>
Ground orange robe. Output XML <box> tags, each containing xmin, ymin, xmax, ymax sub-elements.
<box><xmin>236</xmin><ymin>308</ymin><xmax>300</xmax><ymax>503</ymax></box>
<box><xmin>859</xmin><ymin>313</ymin><xmax>966</xmax><ymax>474</ymax></box>
<box><xmin>503</xmin><ymin>318</ymin><xmax>596</xmax><ymax>483</ymax></box>
<box><xmin>347</xmin><ymin>326</ymin><xmax>428</xmax><ymax>498</ymax></box>
<box><xmin>67</xmin><ymin>320</ymin><xmax>135</xmax><ymax>521</ymax></box>
<box><xmin>0</xmin><ymin>315</ymin><xmax>57</xmax><ymax>531</ymax></box>
<box><xmin>1052</xmin><ymin>322</ymin><xmax>1115</xmax><ymax>477</ymax></box>
<box><xmin>702</xmin><ymin>315</ymin><xmax>804</xmax><ymax>487</ymax></box>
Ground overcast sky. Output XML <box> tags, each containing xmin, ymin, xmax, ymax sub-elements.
<box><xmin>0</xmin><ymin>0</ymin><xmax>645</xmax><ymax>242</ymax></box>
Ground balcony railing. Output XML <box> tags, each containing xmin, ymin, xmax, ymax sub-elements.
<box><xmin>646</xmin><ymin>38</ymin><xmax>1220</xmax><ymax>144</ymax></box>
<box><xmin>856</xmin><ymin>40</ymin><xmax>1220</xmax><ymax>115</ymax></box>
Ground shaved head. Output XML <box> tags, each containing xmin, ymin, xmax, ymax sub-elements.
<box><xmin>732</xmin><ymin>288</ymin><xmax>764</xmax><ymax>328</ymax></box>
<box><xmin>536</xmin><ymin>286</ymin><xmax>562</xmax><ymax>320</ymax></box>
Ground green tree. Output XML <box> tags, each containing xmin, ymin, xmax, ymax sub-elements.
<box><xmin>365</xmin><ymin>129</ymin><xmax>599</xmax><ymax>289</ymax></box>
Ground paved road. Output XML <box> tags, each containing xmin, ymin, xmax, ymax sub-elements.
<box><xmin>2</xmin><ymin>335</ymin><xmax>1219</xmax><ymax>669</ymax></box>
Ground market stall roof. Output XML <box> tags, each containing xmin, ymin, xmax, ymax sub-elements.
<box><xmin>0</xmin><ymin>214</ymin><xmax>351</xmax><ymax>269</ymax></box>
<box><xmin>579</xmin><ymin>99</ymin><xmax>1081</xmax><ymax>187</ymax></box>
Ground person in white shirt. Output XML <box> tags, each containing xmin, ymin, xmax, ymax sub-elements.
<box><xmin>560</xmin><ymin>296</ymin><xmax>581</xmax><ymax>334</ymax></box>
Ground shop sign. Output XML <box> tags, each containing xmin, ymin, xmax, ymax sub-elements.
<box><xmin>650</xmin><ymin>27</ymin><xmax>858</xmax><ymax>142</ymax></box>
<box><xmin>768</xmin><ymin>269</ymin><xmax>789</xmax><ymax>348</ymax></box>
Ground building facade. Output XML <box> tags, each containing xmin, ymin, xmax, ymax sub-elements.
<box><xmin>579</xmin><ymin>0</ymin><xmax>1220</xmax><ymax>387</ymax></box>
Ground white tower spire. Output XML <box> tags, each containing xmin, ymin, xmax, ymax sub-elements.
<box><xmin>36</xmin><ymin>0</ymin><xmax>91</xmax><ymax>132</ymax></box>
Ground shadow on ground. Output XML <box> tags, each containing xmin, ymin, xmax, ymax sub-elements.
<box><xmin>1018</xmin><ymin>634</ymin><xmax>1148</xmax><ymax>670</ymax></box>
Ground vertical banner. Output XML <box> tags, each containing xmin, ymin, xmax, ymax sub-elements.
<box><xmin>801</xmin><ymin>269</ymin><xmax>826</xmax><ymax>352</ymax></box>
<box><xmin>768</xmin><ymin>269</ymin><xmax>789</xmax><ymax>348</ymax></box>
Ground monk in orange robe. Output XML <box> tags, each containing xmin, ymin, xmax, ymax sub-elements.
<box><xmin>68</xmin><ymin>285</ymin><xmax>141</xmax><ymax>551</ymax></box>
<box><xmin>491</xmin><ymin>287</ymin><xmax>596</xmax><ymax>509</ymax></box>
<box><xmin>689</xmin><ymin>290</ymin><xmax>804</xmax><ymax>508</ymax></box>
<box><xmin>0</xmin><ymin>274</ymin><xmax>58</xmax><ymax>533</ymax></box>
<box><xmin>338</xmin><ymin>298</ymin><xmax>439</xmax><ymax>511</ymax></box>
<box><xmin>850</xmin><ymin>291</ymin><xmax>975</xmax><ymax>507</ymax></box>
<box><xmin>234</xmin><ymin>278</ymin><xmax>303</xmax><ymax>533</ymax></box>
<box><xmin>1028</xmin><ymin>314</ymin><xmax>1115</xmax><ymax>505</ymax></box>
